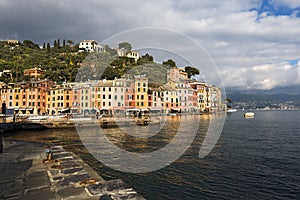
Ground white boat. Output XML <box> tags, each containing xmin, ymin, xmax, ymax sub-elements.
<box><xmin>244</xmin><ymin>112</ymin><xmax>255</xmax><ymax>118</ymax></box>
<box><xmin>27</xmin><ymin>115</ymin><xmax>49</xmax><ymax>121</ymax></box>
<box><xmin>227</xmin><ymin>108</ymin><xmax>237</xmax><ymax>113</ymax></box>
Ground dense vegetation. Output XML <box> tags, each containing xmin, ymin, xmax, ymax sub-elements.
<box><xmin>0</xmin><ymin>40</ymin><xmax>200</xmax><ymax>86</ymax></box>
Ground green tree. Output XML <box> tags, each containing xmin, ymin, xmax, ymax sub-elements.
<box><xmin>22</xmin><ymin>40</ymin><xmax>40</xmax><ymax>49</ymax></box>
<box><xmin>163</xmin><ymin>59</ymin><xmax>176</xmax><ymax>68</ymax></box>
<box><xmin>67</xmin><ymin>40</ymin><xmax>73</xmax><ymax>46</ymax></box>
<box><xmin>184</xmin><ymin>66</ymin><xmax>200</xmax><ymax>78</ymax></box>
<box><xmin>118</xmin><ymin>42</ymin><xmax>132</xmax><ymax>52</ymax></box>
<box><xmin>137</xmin><ymin>53</ymin><xmax>153</xmax><ymax>65</ymax></box>
<box><xmin>47</xmin><ymin>43</ymin><xmax>51</xmax><ymax>53</ymax></box>
<box><xmin>104</xmin><ymin>45</ymin><xmax>118</xmax><ymax>56</ymax></box>
<box><xmin>54</xmin><ymin>40</ymin><xmax>57</xmax><ymax>47</ymax></box>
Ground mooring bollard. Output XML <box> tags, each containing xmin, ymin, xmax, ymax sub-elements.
<box><xmin>0</xmin><ymin>130</ymin><xmax>3</xmax><ymax>153</ymax></box>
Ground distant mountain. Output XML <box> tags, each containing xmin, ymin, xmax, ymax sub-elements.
<box><xmin>226</xmin><ymin>92</ymin><xmax>300</xmax><ymax>109</ymax></box>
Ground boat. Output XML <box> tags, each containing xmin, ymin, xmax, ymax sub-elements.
<box><xmin>244</xmin><ymin>112</ymin><xmax>255</xmax><ymax>118</ymax></box>
<box><xmin>227</xmin><ymin>108</ymin><xmax>237</xmax><ymax>113</ymax></box>
<box><xmin>27</xmin><ymin>115</ymin><xmax>49</xmax><ymax>121</ymax></box>
<box><xmin>135</xmin><ymin>117</ymin><xmax>151</xmax><ymax>126</ymax></box>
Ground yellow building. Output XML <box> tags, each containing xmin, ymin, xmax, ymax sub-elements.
<box><xmin>134</xmin><ymin>75</ymin><xmax>148</xmax><ymax>109</ymax></box>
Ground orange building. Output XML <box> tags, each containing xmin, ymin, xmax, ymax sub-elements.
<box><xmin>24</xmin><ymin>68</ymin><xmax>46</xmax><ymax>80</ymax></box>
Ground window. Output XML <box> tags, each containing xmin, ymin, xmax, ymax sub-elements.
<box><xmin>103</xmin><ymin>102</ymin><xmax>105</xmax><ymax>106</ymax></box>
<box><xmin>109</xmin><ymin>102</ymin><xmax>111</xmax><ymax>106</ymax></box>
<box><xmin>114</xmin><ymin>95</ymin><xmax>117</xmax><ymax>100</ymax></box>
<box><xmin>103</xmin><ymin>95</ymin><xmax>105</xmax><ymax>99</ymax></box>
<box><xmin>109</xmin><ymin>95</ymin><xmax>111</xmax><ymax>99</ymax></box>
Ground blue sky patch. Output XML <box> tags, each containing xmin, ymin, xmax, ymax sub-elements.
<box><xmin>252</xmin><ymin>0</ymin><xmax>300</xmax><ymax>18</ymax></box>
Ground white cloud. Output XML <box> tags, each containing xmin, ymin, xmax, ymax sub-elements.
<box><xmin>221</xmin><ymin>62</ymin><xmax>300</xmax><ymax>90</ymax></box>
<box><xmin>0</xmin><ymin>0</ymin><xmax>300</xmax><ymax>92</ymax></box>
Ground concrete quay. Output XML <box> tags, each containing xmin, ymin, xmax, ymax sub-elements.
<box><xmin>0</xmin><ymin>140</ymin><xmax>145</xmax><ymax>200</ymax></box>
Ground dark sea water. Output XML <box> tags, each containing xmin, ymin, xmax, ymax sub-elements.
<box><xmin>8</xmin><ymin>110</ymin><xmax>300</xmax><ymax>200</ymax></box>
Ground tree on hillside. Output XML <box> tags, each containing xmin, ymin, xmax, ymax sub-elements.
<box><xmin>104</xmin><ymin>45</ymin><xmax>118</xmax><ymax>56</ymax></box>
<box><xmin>184</xmin><ymin>66</ymin><xmax>200</xmax><ymax>78</ymax></box>
<box><xmin>137</xmin><ymin>53</ymin><xmax>153</xmax><ymax>65</ymax></box>
<box><xmin>163</xmin><ymin>59</ymin><xmax>176</xmax><ymax>68</ymax></box>
<box><xmin>118</xmin><ymin>42</ymin><xmax>132</xmax><ymax>52</ymax></box>
<box><xmin>47</xmin><ymin>43</ymin><xmax>51</xmax><ymax>53</ymax></box>
<box><xmin>11</xmin><ymin>65</ymin><xmax>24</xmax><ymax>81</ymax></box>
<box><xmin>54</xmin><ymin>40</ymin><xmax>57</xmax><ymax>47</ymax></box>
<box><xmin>67</xmin><ymin>40</ymin><xmax>73</xmax><ymax>47</ymax></box>
<box><xmin>22</xmin><ymin>40</ymin><xmax>40</xmax><ymax>49</ymax></box>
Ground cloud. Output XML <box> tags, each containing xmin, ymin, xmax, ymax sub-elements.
<box><xmin>221</xmin><ymin>62</ymin><xmax>300</xmax><ymax>90</ymax></box>
<box><xmin>0</xmin><ymin>0</ymin><xmax>300</xmax><ymax>92</ymax></box>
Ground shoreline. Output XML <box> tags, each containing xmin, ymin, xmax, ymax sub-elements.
<box><xmin>0</xmin><ymin>139</ymin><xmax>145</xmax><ymax>199</ymax></box>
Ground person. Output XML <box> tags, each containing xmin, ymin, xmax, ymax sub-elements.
<box><xmin>138</xmin><ymin>110</ymin><xmax>142</xmax><ymax>118</ymax></box>
<box><xmin>96</xmin><ymin>112</ymin><xmax>100</xmax><ymax>119</ymax></box>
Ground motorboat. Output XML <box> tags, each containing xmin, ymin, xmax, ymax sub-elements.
<box><xmin>244</xmin><ymin>112</ymin><xmax>255</xmax><ymax>118</ymax></box>
<box><xmin>227</xmin><ymin>108</ymin><xmax>237</xmax><ymax>113</ymax></box>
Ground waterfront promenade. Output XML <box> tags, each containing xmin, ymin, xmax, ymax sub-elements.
<box><xmin>0</xmin><ymin>139</ymin><xmax>145</xmax><ymax>199</ymax></box>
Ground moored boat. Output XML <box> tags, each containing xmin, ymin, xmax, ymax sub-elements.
<box><xmin>244</xmin><ymin>112</ymin><xmax>255</xmax><ymax>118</ymax></box>
<box><xmin>227</xmin><ymin>108</ymin><xmax>238</xmax><ymax>113</ymax></box>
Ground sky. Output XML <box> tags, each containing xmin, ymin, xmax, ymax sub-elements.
<box><xmin>0</xmin><ymin>0</ymin><xmax>300</xmax><ymax>94</ymax></box>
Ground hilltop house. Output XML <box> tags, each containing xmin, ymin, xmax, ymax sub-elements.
<box><xmin>78</xmin><ymin>40</ymin><xmax>105</xmax><ymax>52</ymax></box>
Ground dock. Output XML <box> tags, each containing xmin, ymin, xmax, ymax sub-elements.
<box><xmin>0</xmin><ymin>140</ymin><xmax>145</xmax><ymax>199</ymax></box>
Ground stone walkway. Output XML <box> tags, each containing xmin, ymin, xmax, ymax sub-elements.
<box><xmin>0</xmin><ymin>140</ymin><xmax>145</xmax><ymax>200</ymax></box>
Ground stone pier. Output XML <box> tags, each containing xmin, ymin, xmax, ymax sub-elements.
<box><xmin>0</xmin><ymin>140</ymin><xmax>145</xmax><ymax>200</ymax></box>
